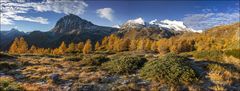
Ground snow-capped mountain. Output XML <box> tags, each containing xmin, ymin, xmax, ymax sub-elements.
<box><xmin>149</xmin><ymin>19</ymin><xmax>202</xmax><ymax>32</ymax></box>
<box><xmin>121</xmin><ymin>17</ymin><xmax>202</xmax><ymax>33</ymax></box>
<box><xmin>121</xmin><ymin>18</ymin><xmax>146</xmax><ymax>29</ymax></box>
<box><xmin>126</xmin><ymin>17</ymin><xmax>145</xmax><ymax>25</ymax></box>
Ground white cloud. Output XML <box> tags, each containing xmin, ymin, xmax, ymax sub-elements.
<box><xmin>96</xmin><ymin>8</ymin><xmax>114</xmax><ymax>21</ymax></box>
<box><xmin>33</xmin><ymin>0</ymin><xmax>88</xmax><ymax>15</ymax></box>
<box><xmin>183</xmin><ymin>12</ymin><xmax>240</xmax><ymax>30</ymax></box>
<box><xmin>0</xmin><ymin>0</ymin><xmax>88</xmax><ymax>25</ymax></box>
<box><xmin>13</xmin><ymin>15</ymin><xmax>49</xmax><ymax>24</ymax></box>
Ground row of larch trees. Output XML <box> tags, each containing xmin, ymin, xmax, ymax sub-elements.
<box><xmin>9</xmin><ymin>34</ymin><xmax>198</xmax><ymax>55</ymax></box>
<box><xmin>9</xmin><ymin>37</ymin><xmax>28</xmax><ymax>54</ymax></box>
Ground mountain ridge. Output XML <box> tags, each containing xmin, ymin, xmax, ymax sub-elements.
<box><xmin>120</xmin><ymin>17</ymin><xmax>202</xmax><ymax>33</ymax></box>
<box><xmin>1</xmin><ymin>14</ymin><xmax>237</xmax><ymax>51</ymax></box>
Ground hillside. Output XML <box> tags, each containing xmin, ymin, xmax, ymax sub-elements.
<box><xmin>1</xmin><ymin>0</ymin><xmax>239</xmax><ymax>90</ymax></box>
<box><xmin>1</xmin><ymin>21</ymin><xmax>240</xmax><ymax>91</ymax></box>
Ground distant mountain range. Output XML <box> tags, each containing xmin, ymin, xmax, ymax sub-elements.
<box><xmin>0</xmin><ymin>28</ymin><xmax>26</xmax><ymax>50</ymax></box>
<box><xmin>116</xmin><ymin>18</ymin><xmax>202</xmax><ymax>40</ymax></box>
<box><xmin>0</xmin><ymin>14</ymin><xmax>117</xmax><ymax>50</ymax></box>
<box><xmin>0</xmin><ymin>14</ymin><xmax>235</xmax><ymax>51</ymax></box>
<box><xmin>120</xmin><ymin>17</ymin><xmax>201</xmax><ymax>32</ymax></box>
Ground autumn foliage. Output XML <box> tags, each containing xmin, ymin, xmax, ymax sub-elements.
<box><xmin>9</xmin><ymin>37</ymin><xmax>28</xmax><ymax>54</ymax></box>
<box><xmin>8</xmin><ymin>23</ymin><xmax>239</xmax><ymax>55</ymax></box>
<box><xmin>83</xmin><ymin>39</ymin><xmax>92</xmax><ymax>54</ymax></box>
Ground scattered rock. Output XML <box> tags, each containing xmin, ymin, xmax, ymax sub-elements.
<box><xmin>100</xmin><ymin>75</ymin><xmax>119</xmax><ymax>83</ymax></box>
<box><xmin>50</xmin><ymin>73</ymin><xmax>60</xmax><ymax>83</ymax></box>
<box><xmin>15</xmin><ymin>74</ymin><xmax>25</xmax><ymax>79</ymax></box>
<box><xmin>0</xmin><ymin>73</ymin><xmax>5</xmax><ymax>76</ymax></box>
<box><xmin>121</xmin><ymin>80</ymin><xmax>130</xmax><ymax>85</ymax></box>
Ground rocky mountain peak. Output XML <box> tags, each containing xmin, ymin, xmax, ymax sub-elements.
<box><xmin>6</xmin><ymin>28</ymin><xmax>25</xmax><ymax>36</ymax></box>
<box><xmin>51</xmin><ymin>14</ymin><xmax>94</xmax><ymax>34</ymax></box>
<box><xmin>121</xmin><ymin>17</ymin><xmax>146</xmax><ymax>29</ymax></box>
<box><xmin>9</xmin><ymin>28</ymin><xmax>19</xmax><ymax>32</ymax></box>
<box><xmin>120</xmin><ymin>18</ymin><xmax>202</xmax><ymax>33</ymax></box>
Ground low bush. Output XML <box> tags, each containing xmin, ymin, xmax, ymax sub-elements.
<box><xmin>0</xmin><ymin>62</ymin><xmax>18</xmax><ymax>71</ymax></box>
<box><xmin>63</xmin><ymin>55</ymin><xmax>83</xmax><ymax>61</ymax></box>
<box><xmin>0</xmin><ymin>53</ymin><xmax>14</xmax><ymax>59</ymax></box>
<box><xmin>193</xmin><ymin>50</ymin><xmax>224</xmax><ymax>61</ymax></box>
<box><xmin>102</xmin><ymin>56</ymin><xmax>147</xmax><ymax>74</ymax></box>
<box><xmin>40</xmin><ymin>54</ymin><xmax>61</xmax><ymax>58</ymax></box>
<box><xmin>224</xmin><ymin>49</ymin><xmax>240</xmax><ymax>59</ymax></box>
<box><xmin>80</xmin><ymin>55</ymin><xmax>110</xmax><ymax>66</ymax></box>
<box><xmin>0</xmin><ymin>77</ymin><xmax>24</xmax><ymax>91</ymax></box>
<box><xmin>140</xmin><ymin>53</ymin><xmax>198</xmax><ymax>85</ymax></box>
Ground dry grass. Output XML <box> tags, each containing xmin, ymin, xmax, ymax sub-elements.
<box><xmin>1</xmin><ymin>52</ymin><xmax>239</xmax><ymax>90</ymax></box>
<box><xmin>79</xmin><ymin>70</ymin><xmax>107</xmax><ymax>83</ymax></box>
<box><xmin>223</xmin><ymin>56</ymin><xmax>240</xmax><ymax>67</ymax></box>
<box><xmin>207</xmin><ymin>72</ymin><xmax>232</xmax><ymax>85</ymax></box>
<box><xmin>209</xmin><ymin>85</ymin><xmax>226</xmax><ymax>91</ymax></box>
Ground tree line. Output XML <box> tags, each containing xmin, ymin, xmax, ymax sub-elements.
<box><xmin>9</xmin><ymin>32</ymin><xmax>234</xmax><ymax>55</ymax></box>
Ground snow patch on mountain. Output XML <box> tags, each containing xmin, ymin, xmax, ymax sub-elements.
<box><xmin>121</xmin><ymin>17</ymin><xmax>202</xmax><ymax>32</ymax></box>
<box><xmin>112</xmin><ymin>25</ymin><xmax>120</xmax><ymax>28</ymax></box>
<box><xmin>149</xmin><ymin>19</ymin><xmax>157</xmax><ymax>25</ymax></box>
<box><xmin>151</xmin><ymin>19</ymin><xmax>187</xmax><ymax>31</ymax></box>
<box><xmin>150</xmin><ymin>19</ymin><xmax>202</xmax><ymax>32</ymax></box>
<box><xmin>126</xmin><ymin>17</ymin><xmax>145</xmax><ymax>25</ymax></box>
<box><xmin>121</xmin><ymin>17</ymin><xmax>146</xmax><ymax>29</ymax></box>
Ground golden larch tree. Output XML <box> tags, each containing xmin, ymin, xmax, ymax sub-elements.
<box><xmin>95</xmin><ymin>41</ymin><xmax>100</xmax><ymax>51</ymax></box>
<box><xmin>113</xmin><ymin>38</ymin><xmax>121</xmax><ymax>52</ymax></box>
<box><xmin>107</xmin><ymin>34</ymin><xmax>117</xmax><ymax>50</ymax></box>
<box><xmin>77</xmin><ymin>42</ymin><xmax>84</xmax><ymax>52</ymax></box>
<box><xmin>58</xmin><ymin>41</ymin><xmax>67</xmax><ymax>54</ymax></box>
<box><xmin>145</xmin><ymin>39</ymin><xmax>152</xmax><ymax>51</ymax></box>
<box><xmin>157</xmin><ymin>39</ymin><xmax>170</xmax><ymax>55</ymax></box>
<box><xmin>29</xmin><ymin>45</ymin><xmax>37</xmax><ymax>53</ymax></box>
<box><xmin>67</xmin><ymin>42</ymin><xmax>75</xmax><ymax>52</ymax></box>
<box><xmin>101</xmin><ymin>36</ymin><xmax>108</xmax><ymax>49</ymax></box>
<box><xmin>137</xmin><ymin>39</ymin><xmax>145</xmax><ymax>51</ymax></box>
<box><xmin>83</xmin><ymin>39</ymin><xmax>92</xmax><ymax>54</ymax></box>
<box><xmin>129</xmin><ymin>39</ymin><xmax>138</xmax><ymax>51</ymax></box>
<box><xmin>9</xmin><ymin>37</ymin><xmax>19</xmax><ymax>54</ymax></box>
<box><xmin>151</xmin><ymin>41</ymin><xmax>158</xmax><ymax>52</ymax></box>
<box><xmin>18</xmin><ymin>37</ymin><xmax>28</xmax><ymax>53</ymax></box>
<box><xmin>53</xmin><ymin>48</ymin><xmax>60</xmax><ymax>55</ymax></box>
<box><xmin>117</xmin><ymin>39</ymin><xmax>130</xmax><ymax>52</ymax></box>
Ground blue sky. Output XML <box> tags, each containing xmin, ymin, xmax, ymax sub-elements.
<box><xmin>1</xmin><ymin>0</ymin><xmax>239</xmax><ymax>32</ymax></box>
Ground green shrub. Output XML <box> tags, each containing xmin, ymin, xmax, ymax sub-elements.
<box><xmin>0</xmin><ymin>53</ymin><xmax>14</xmax><ymax>59</ymax></box>
<box><xmin>193</xmin><ymin>50</ymin><xmax>224</xmax><ymax>61</ymax></box>
<box><xmin>224</xmin><ymin>49</ymin><xmax>240</xmax><ymax>59</ymax></box>
<box><xmin>102</xmin><ymin>56</ymin><xmax>147</xmax><ymax>74</ymax></box>
<box><xmin>0</xmin><ymin>62</ymin><xmax>18</xmax><ymax>70</ymax></box>
<box><xmin>0</xmin><ymin>77</ymin><xmax>24</xmax><ymax>91</ymax></box>
<box><xmin>140</xmin><ymin>53</ymin><xmax>198</xmax><ymax>85</ymax></box>
<box><xmin>40</xmin><ymin>54</ymin><xmax>61</xmax><ymax>58</ymax></box>
<box><xmin>64</xmin><ymin>55</ymin><xmax>83</xmax><ymax>61</ymax></box>
<box><xmin>80</xmin><ymin>55</ymin><xmax>110</xmax><ymax>66</ymax></box>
